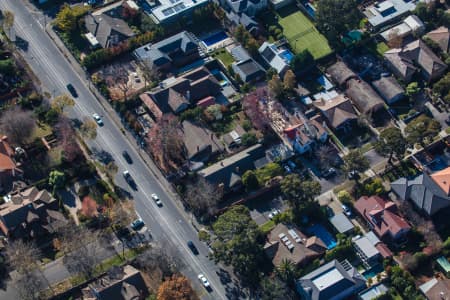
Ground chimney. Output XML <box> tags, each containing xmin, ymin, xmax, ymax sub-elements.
<box><xmin>197</xmin><ymin>145</ymin><xmax>200</xmax><ymax>152</ymax></box>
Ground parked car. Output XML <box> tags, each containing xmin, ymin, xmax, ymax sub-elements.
<box><xmin>187</xmin><ymin>240</ymin><xmax>199</xmax><ymax>255</ymax></box>
<box><xmin>152</xmin><ymin>193</ymin><xmax>162</xmax><ymax>206</ymax></box>
<box><xmin>348</xmin><ymin>170</ymin><xmax>359</xmax><ymax>180</ymax></box>
<box><xmin>342</xmin><ymin>204</ymin><xmax>352</xmax><ymax>217</ymax></box>
<box><xmin>283</xmin><ymin>165</ymin><xmax>292</xmax><ymax>173</ymax></box>
<box><xmin>92</xmin><ymin>113</ymin><xmax>104</xmax><ymax>126</ymax></box>
<box><xmin>198</xmin><ymin>274</ymin><xmax>210</xmax><ymax>289</ymax></box>
<box><xmin>322</xmin><ymin>167</ymin><xmax>336</xmax><ymax>178</ymax></box>
<box><xmin>130</xmin><ymin>218</ymin><xmax>144</xmax><ymax>231</ymax></box>
<box><xmin>66</xmin><ymin>83</ymin><xmax>78</xmax><ymax>98</ymax></box>
<box><xmin>268</xmin><ymin>209</ymin><xmax>281</xmax><ymax>219</ymax></box>
<box><xmin>122</xmin><ymin>151</ymin><xmax>133</xmax><ymax>164</ymax></box>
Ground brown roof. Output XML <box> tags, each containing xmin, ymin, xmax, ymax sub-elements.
<box><xmin>346</xmin><ymin>78</ymin><xmax>385</xmax><ymax>115</ymax></box>
<box><xmin>84</xmin><ymin>13</ymin><xmax>135</xmax><ymax>48</ymax></box>
<box><xmin>354</xmin><ymin>196</ymin><xmax>411</xmax><ymax>240</ymax></box>
<box><xmin>326</xmin><ymin>61</ymin><xmax>357</xmax><ymax>86</ymax></box>
<box><xmin>375</xmin><ymin>242</ymin><xmax>393</xmax><ymax>258</ymax></box>
<box><xmin>180</xmin><ymin>120</ymin><xmax>224</xmax><ymax>161</ymax></box>
<box><xmin>264</xmin><ymin>223</ymin><xmax>325</xmax><ymax>267</ymax></box>
<box><xmin>384</xmin><ymin>39</ymin><xmax>447</xmax><ymax>82</ymax></box>
<box><xmin>430</xmin><ymin>167</ymin><xmax>450</xmax><ymax>196</ymax></box>
<box><xmin>421</xmin><ymin>278</ymin><xmax>450</xmax><ymax>300</ymax></box>
<box><xmin>371</xmin><ymin>76</ymin><xmax>405</xmax><ymax>102</ymax></box>
<box><xmin>313</xmin><ymin>94</ymin><xmax>358</xmax><ymax>129</ymax></box>
<box><xmin>426</xmin><ymin>26</ymin><xmax>450</xmax><ymax>53</ymax></box>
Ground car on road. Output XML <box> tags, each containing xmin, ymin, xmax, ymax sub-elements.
<box><xmin>187</xmin><ymin>240</ymin><xmax>199</xmax><ymax>255</ymax></box>
<box><xmin>92</xmin><ymin>113</ymin><xmax>104</xmax><ymax>126</ymax></box>
<box><xmin>123</xmin><ymin>170</ymin><xmax>137</xmax><ymax>190</ymax></box>
<box><xmin>342</xmin><ymin>204</ymin><xmax>352</xmax><ymax>217</ymax></box>
<box><xmin>130</xmin><ymin>218</ymin><xmax>144</xmax><ymax>231</ymax></box>
<box><xmin>122</xmin><ymin>151</ymin><xmax>133</xmax><ymax>164</ymax></box>
<box><xmin>446</xmin><ymin>116</ymin><xmax>450</xmax><ymax>125</ymax></box>
<box><xmin>322</xmin><ymin>167</ymin><xmax>336</xmax><ymax>178</ymax></box>
<box><xmin>66</xmin><ymin>83</ymin><xmax>78</xmax><ymax>98</ymax></box>
<box><xmin>151</xmin><ymin>193</ymin><xmax>162</xmax><ymax>206</ymax></box>
<box><xmin>198</xmin><ymin>274</ymin><xmax>210</xmax><ymax>289</ymax></box>
<box><xmin>268</xmin><ymin>209</ymin><xmax>281</xmax><ymax>219</ymax></box>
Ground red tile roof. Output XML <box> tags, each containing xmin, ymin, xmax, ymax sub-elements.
<box><xmin>0</xmin><ymin>137</ymin><xmax>16</xmax><ymax>172</ymax></box>
<box><xmin>354</xmin><ymin>195</ymin><xmax>411</xmax><ymax>240</ymax></box>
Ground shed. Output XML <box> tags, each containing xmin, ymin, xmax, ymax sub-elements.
<box><xmin>329</xmin><ymin>213</ymin><xmax>354</xmax><ymax>234</ymax></box>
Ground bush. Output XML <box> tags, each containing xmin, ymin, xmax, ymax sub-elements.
<box><xmin>242</xmin><ymin>170</ymin><xmax>259</xmax><ymax>190</ymax></box>
<box><xmin>198</xmin><ymin>230</ymin><xmax>210</xmax><ymax>241</ymax></box>
<box><xmin>363</xmin><ymin>178</ymin><xmax>385</xmax><ymax>195</ymax></box>
<box><xmin>78</xmin><ymin>185</ymin><xmax>90</xmax><ymax>198</ymax></box>
<box><xmin>241</xmin><ymin>132</ymin><xmax>257</xmax><ymax>146</ymax></box>
<box><xmin>337</xmin><ymin>190</ymin><xmax>353</xmax><ymax>205</ymax></box>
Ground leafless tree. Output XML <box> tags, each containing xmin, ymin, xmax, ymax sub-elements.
<box><xmin>0</xmin><ymin>106</ymin><xmax>36</xmax><ymax>145</ymax></box>
<box><xmin>242</xmin><ymin>88</ymin><xmax>270</xmax><ymax>133</ymax></box>
<box><xmin>185</xmin><ymin>177</ymin><xmax>222</xmax><ymax>218</ymax></box>
<box><xmin>14</xmin><ymin>271</ymin><xmax>44</xmax><ymax>300</ymax></box>
<box><xmin>135</xmin><ymin>243</ymin><xmax>183</xmax><ymax>279</ymax></box>
<box><xmin>317</xmin><ymin>145</ymin><xmax>335</xmax><ymax>170</ymax></box>
<box><xmin>55</xmin><ymin>116</ymin><xmax>81</xmax><ymax>162</ymax></box>
<box><xmin>80</xmin><ymin>117</ymin><xmax>97</xmax><ymax>140</ymax></box>
<box><xmin>387</xmin><ymin>28</ymin><xmax>403</xmax><ymax>49</ymax></box>
<box><xmin>105</xmin><ymin>64</ymin><xmax>132</xmax><ymax>101</ymax></box>
<box><xmin>140</xmin><ymin>63</ymin><xmax>160</xmax><ymax>88</ymax></box>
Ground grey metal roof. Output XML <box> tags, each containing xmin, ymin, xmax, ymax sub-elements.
<box><xmin>329</xmin><ymin>213</ymin><xmax>354</xmax><ymax>234</ymax></box>
<box><xmin>353</xmin><ymin>236</ymin><xmax>380</xmax><ymax>259</ymax></box>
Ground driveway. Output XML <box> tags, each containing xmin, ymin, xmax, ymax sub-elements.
<box><xmin>247</xmin><ymin>195</ymin><xmax>286</xmax><ymax>225</ymax></box>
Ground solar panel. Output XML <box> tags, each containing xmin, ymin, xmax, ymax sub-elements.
<box><xmin>162</xmin><ymin>8</ymin><xmax>174</xmax><ymax>16</ymax></box>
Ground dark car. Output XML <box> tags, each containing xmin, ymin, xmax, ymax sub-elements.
<box><xmin>322</xmin><ymin>167</ymin><xmax>337</xmax><ymax>179</ymax></box>
<box><xmin>123</xmin><ymin>170</ymin><xmax>137</xmax><ymax>190</ymax></box>
<box><xmin>187</xmin><ymin>241</ymin><xmax>199</xmax><ymax>255</ymax></box>
<box><xmin>66</xmin><ymin>83</ymin><xmax>78</xmax><ymax>98</ymax></box>
<box><xmin>122</xmin><ymin>151</ymin><xmax>133</xmax><ymax>164</ymax></box>
<box><xmin>131</xmin><ymin>219</ymin><xmax>144</xmax><ymax>231</ymax></box>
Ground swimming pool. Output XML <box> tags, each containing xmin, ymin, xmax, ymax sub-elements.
<box><xmin>280</xmin><ymin>50</ymin><xmax>294</xmax><ymax>63</ymax></box>
<box><xmin>362</xmin><ymin>264</ymin><xmax>384</xmax><ymax>279</ymax></box>
<box><xmin>306</xmin><ymin>224</ymin><xmax>337</xmax><ymax>250</ymax></box>
<box><xmin>202</xmin><ymin>32</ymin><xmax>228</xmax><ymax>47</ymax></box>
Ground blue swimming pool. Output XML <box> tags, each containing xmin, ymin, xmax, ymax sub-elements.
<box><xmin>306</xmin><ymin>224</ymin><xmax>337</xmax><ymax>250</ymax></box>
<box><xmin>362</xmin><ymin>264</ymin><xmax>384</xmax><ymax>279</ymax></box>
<box><xmin>202</xmin><ymin>31</ymin><xmax>228</xmax><ymax>47</ymax></box>
<box><xmin>427</xmin><ymin>157</ymin><xmax>448</xmax><ymax>171</ymax></box>
<box><xmin>280</xmin><ymin>50</ymin><xmax>294</xmax><ymax>63</ymax></box>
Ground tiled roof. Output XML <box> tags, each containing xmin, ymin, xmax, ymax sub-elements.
<box><xmin>426</xmin><ymin>26</ymin><xmax>450</xmax><ymax>53</ymax></box>
<box><xmin>430</xmin><ymin>167</ymin><xmax>450</xmax><ymax>196</ymax></box>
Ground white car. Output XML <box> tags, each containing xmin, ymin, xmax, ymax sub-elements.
<box><xmin>198</xmin><ymin>274</ymin><xmax>210</xmax><ymax>288</ymax></box>
<box><xmin>151</xmin><ymin>193</ymin><xmax>162</xmax><ymax>206</ymax></box>
<box><xmin>92</xmin><ymin>113</ymin><xmax>103</xmax><ymax>126</ymax></box>
<box><xmin>268</xmin><ymin>209</ymin><xmax>281</xmax><ymax>219</ymax></box>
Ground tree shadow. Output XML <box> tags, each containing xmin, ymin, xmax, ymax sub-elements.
<box><xmin>14</xmin><ymin>36</ymin><xmax>29</xmax><ymax>51</ymax></box>
<box><xmin>91</xmin><ymin>147</ymin><xmax>114</xmax><ymax>165</ymax></box>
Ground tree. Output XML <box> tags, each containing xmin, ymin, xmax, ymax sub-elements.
<box><xmin>405</xmin><ymin>82</ymin><xmax>421</xmax><ymax>97</ymax></box>
<box><xmin>242</xmin><ymin>170</ymin><xmax>259</xmax><ymax>190</ymax></box>
<box><xmin>212</xmin><ymin>205</ymin><xmax>264</xmax><ymax>286</ymax></box>
<box><xmin>276</xmin><ymin>259</ymin><xmax>296</xmax><ymax>284</ymax></box>
<box><xmin>337</xmin><ymin>190</ymin><xmax>353</xmax><ymax>205</ymax></box>
<box><xmin>49</xmin><ymin>170</ymin><xmax>66</xmax><ymax>190</ymax></box>
<box><xmin>135</xmin><ymin>244</ymin><xmax>183</xmax><ymax>280</ymax></box>
<box><xmin>52</xmin><ymin>94</ymin><xmax>75</xmax><ymax>114</ymax></box>
<box><xmin>104</xmin><ymin>64</ymin><xmax>132</xmax><ymax>101</ymax></box>
<box><xmin>80</xmin><ymin>117</ymin><xmax>98</xmax><ymax>139</ymax></box>
<box><xmin>281</xmin><ymin>175</ymin><xmax>321</xmax><ymax>211</ymax></box>
<box><xmin>56</xmin><ymin>116</ymin><xmax>82</xmax><ymax>162</ymax></box>
<box><xmin>315</xmin><ymin>0</ymin><xmax>361</xmax><ymax>48</ymax></box>
<box><xmin>55</xmin><ymin>4</ymin><xmax>77</xmax><ymax>32</ymax></box>
<box><xmin>146</xmin><ymin>115</ymin><xmax>185</xmax><ymax>172</ymax></box>
<box><xmin>140</xmin><ymin>63</ymin><xmax>160</xmax><ymax>88</ymax></box>
<box><xmin>0</xmin><ymin>106</ymin><xmax>36</xmax><ymax>145</ymax></box>
<box><xmin>387</xmin><ymin>28</ymin><xmax>403</xmax><ymax>48</ymax></box>
<box><xmin>268</xmin><ymin>75</ymin><xmax>284</xmax><ymax>99</ymax></box>
<box><xmin>342</xmin><ymin>149</ymin><xmax>370</xmax><ymax>176</ymax></box>
<box><xmin>157</xmin><ymin>274</ymin><xmax>198</xmax><ymax>300</ymax></box>
<box><xmin>241</xmin><ymin>132</ymin><xmax>257</xmax><ymax>146</ymax></box>
<box><xmin>259</xmin><ymin>277</ymin><xmax>294</xmax><ymax>300</ymax></box>
<box><xmin>242</xmin><ymin>88</ymin><xmax>270</xmax><ymax>133</ymax></box>
<box><xmin>404</xmin><ymin>115</ymin><xmax>441</xmax><ymax>147</ymax></box>
<box><xmin>375</xmin><ymin>127</ymin><xmax>407</xmax><ymax>164</ymax></box>
<box><xmin>283</xmin><ymin>70</ymin><xmax>296</xmax><ymax>91</ymax></box>
<box><xmin>317</xmin><ymin>145</ymin><xmax>335</xmax><ymax>170</ymax></box>
<box><xmin>185</xmin><ymin>177</ymin><xmax>222</xmax><ymax>218</ymax></box>
<box><xmin>2</xmin><ymin>10</ymin><xmax>14</xmax><ymax>37</ymax></box>
<box><xmin>290</xmin><ymin>50</ymin><xmax>314</xmax><ymax>74</ymax></box>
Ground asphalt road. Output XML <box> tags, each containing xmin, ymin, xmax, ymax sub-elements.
<box><xmin>0</xmin><ymin>1</ymin><xmax>237</xmax><ymax>299</ymax></box>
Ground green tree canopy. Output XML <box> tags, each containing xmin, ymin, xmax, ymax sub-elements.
<box><xmin>315</xmin><ymin>0</ymin><xmax>361</xmax><ymax>48</ymax></box>
<box><xmin>375</xmin><ymin>127</ymin><xmax>407</xmax><ymax>164</ymax></box>
<box><xmin>404</xmin><ymin>115</ymin><xmax>441</xmax><ymax>147</ymax></box>
<box><xmin>281</xmin><ymin>175</ymin><xmax>321</xmax><ymax>210</ymax></box>
<box><xmin>342</xmin><ymin>149</ymin><xmax>370</xmax><ymax>175</ymax></box>
<box><xmin>212</xmin><ymin>205</ymin><xmax>264</xmax><ymax>286</ymax></box>
<box><xmin>49</xmin><ymin>170</ymin><xmax>66</xmax><ymax>190</ymax></box>
<box><xmin>290</xmin><ymin>50</ymin><xmax>314</xmax><ymax>74</ymax></box>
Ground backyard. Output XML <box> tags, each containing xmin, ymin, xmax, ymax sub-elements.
<box><xmin>211</xmin><ymin>48</ymin><xmax>235</xmax><ymax>68</ymax></box>
<box><xmin>260</xmin><ymin>5</ymin><xmax>332</xmax><ymax>59</ymax></box>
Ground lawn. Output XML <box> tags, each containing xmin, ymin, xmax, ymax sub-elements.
<box><xmin>264</xmin><ymin>5</ymin><xmax>332</xmax><ymax>59</ymax></box>
<box><xmin>211</xmin><ymin>48</ymin><xmax>235</xmax><ymax>67</ymax></box>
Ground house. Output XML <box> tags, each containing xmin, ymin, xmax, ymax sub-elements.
<box><xmin>134</xmin><ymin>31</ymin><xmax>200</xmax><ymax>73</ymax></box>
<box><xmin>425</xmin><ymin>26</ymin><xmax>450</xmax><ymax>53</ymax></box>
<box><xmin>84</xmin><ymin>13</ymin><xmax>135</xmax><ymax>48</ymax></box>
<box><xmin>0</xmin><ymin>136</ymin><xmax>23</xmax><ymax>191</ymax></box>
<box><xmin>313</xmin><ymin>94</ymin><xmax>358</xmax><ymax>134</ymax></box>
<box><xmin>363</xmin><ymin>231</ymin><xmax>393</xmax><ymax>259</ymax></box>
<box><xmin>384</xmin><ymin>39</ymin><xmax>447</xmax><ymax>83</ymax></box>
<box><xmin>329</xmin><ymin>213</ymin><xmax>354</xmax><ymax>235</ymax></box>
<box><xmin>258</xmin><ymin>42</ymin><xmax>292</xmax><ymax>78</ymax></box>
<box><xmin>380</xmin><ymin>15</ymin><xmax>425</xmax><ymax>42</ymax></box>
<box><xmin>354</xmin><ymin>195</ymin><xmax>411</xmax><ymax>242</ymax></box>
<box><xmin>352</xmin><ymin>235</ymin><xmax>381</xmax><ymax>268</ymax></box>
<box><xmin>180</xmin><ymin>120</ymin><xmax>224</xmax><ymax>167</ymax></box>
<box><xmin>391</xmin><ymin>166</ymin><xmax>450</xmax><ymax>216</ymax></box>
<box><xmin>0</xmin><ymin>186</ymin><xmax>67</xmax><ymax>238</ymax></box>
<box><xmin>326</xmin><ymin>61</ymin><xmax>357</xmax><ymax>88</ymax></box>
<box><xmin>358</xmin><ymin>283</ymin><xmax>389</xmax><ymax>300</ymax></box>
<box><xmin>139</xmin><ymin>66</ymin><xmax>222</xmax><ymax>118</ymax></box>
<box><xmin>198</xmin><ymin>144</ymin><xmax>266</xmax><ymax>193</ymax></box>
<box><xmin>363</xmin><ymin>0</ymin><xmax>417</xmax><ymax>29</ymax></box>
<box><xmin>232</xmin><ymin>58</ymin><xmax>265</xmax><ymax>83</ymax></box>
<box><xmin>283</xmin><ymin>117</ymin><xmax>328</xmax><ymax>154</ymax></box>
<box><xmin>419</xmin><ymin>277</ymin><xmax>450</xmax><ymax>300</ymax></box>
<box><xmin>345</xmin><ymin>79</ymin><xmax>385</xmax><ymax>115</ymax></box>
<box><xmin>264</xmin><ymin>223</ymin><xmax>326</xmax><ymax>268</ymax></box>
<box><xmin>296</xmin><ymin>259</ymin><xmax>366</xmax><ymax>300</ymax></box>
<box><xmin>371</xmin><ymin>76</ymin><xmax>405</xmax><ymax>104</ymax></box>
<box><xmin>83</xmin><ymin>265</ymin><xmax>149</xmax><ymax>300</ymax></box>
<box><xmin>222</xmin><ymin>125</ymin><xmax>246</xmax><ymax>149</ymax></box>
<box><xmin>220</xmin><ymin>0</ymin><xmax>267</xmax><ymax>17</ymax></box>
<box><xmin>225</xmin><ymin>11</ymin><xmax>260</xmax><ymax>35</ymax></box>
<box><xmin>147</xmin><ymin>0</ymin><xmax>209</xmax><ymax>24</ymax></box>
